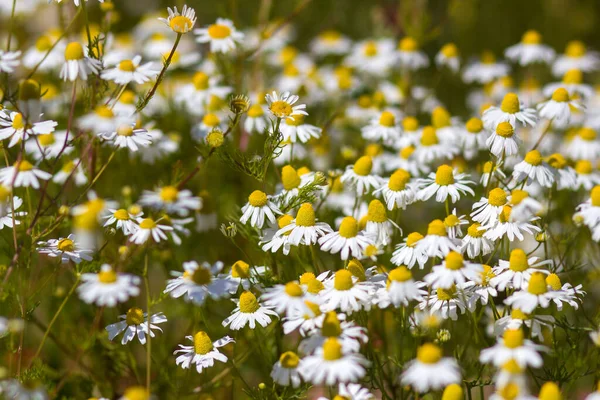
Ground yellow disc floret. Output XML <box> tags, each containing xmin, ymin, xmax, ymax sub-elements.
<box><xmin>239</xmin><ymin>291</ymin><xmax>260</xmax><ymax>313</ymax></box>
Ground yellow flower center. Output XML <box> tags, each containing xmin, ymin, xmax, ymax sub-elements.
<box><xmin>591</xmin><ymin>186</ymin><xmax>600</xmax><ymax>207</ymax></box>
<box><xmin>189</xmin><ymin>266</ymin><xmax>212</xmax><ymax>285</ymax></box>
<box><xmin>95</xmin><ymin>105</ymin><xmax>114</xmax><ymax>118</ymax></box>
<box><xmin>435</xmin><ymin>165</ymin><xmax>455</xmax><ymax>185</ymax></box>
<box><xmin>202</xmin><ymin>113</ymin><xmax>220</xmax><ymax>127</ymax></box>
<box><xmin>480</xmin><ymin>265</ymin><xmax>495</xmax><ymax>285</ymax></box>
<box><xmin>269</xmin><ymin>100</ymin><xmax>293</xmax><ymax>118</ymax></box>
<box><xmin>565</xmin><ymin>40</ymin><xmax>586</xmax><ymax>58</ymax></box>
<box><xmin>192</xmin><ymin>72</ymin><xmax>209</xmax><ymax>91</ymax></box>
<box><xmin>322</xmin><ymin>311</ymin><xmax>342</xmax><ymax>337</ymax></box>
<box><xmin>118</xmin><ymin>59</ymin><xmax>136</xmax><ymax>72</ymax></box>
<box><xmin>158</xmin><ymin>186</ymin><xmax>178</xmax><ymax>203</ymax></box>
<box><xmin>503</xmin><ymin>358</ymin><xmax>524</xmax><ymax>374</ymax></box>
<box><xmin>444</xmin><ymin>214</ymin><xmax>460</xmax><ymax>228</ymax></box>
<box><xmin>522</xmin><ymin>29</ymin><xmax>542</xmax><ymax>44</ymax></box>
<box><xmin>123</xmin><ymin>386</ymin><xmax>149</xmax><ymax>400</ymax></box>
<box><xmin>353</xmin><ymin>155</ymin><xmax>373</xmax><ymax>176</ymax></box>
<box><xmin>467</xmin><ymin>223</ymin><xmax>485</xmax><ymax>238</ymax></box>
<box><xmin>248</xmin><ymin>190</ymin><xmax>268</xmax><ymax>207</ymax></box>
<box><xmin>428</xmin><ymin>219</ymin><xmax>447</xmax><ymax>236</ymax></box>
<box><xmin>496</xmin><ymin>121</ymin><xmax>515</xmax><ymax>138</ymax></box>
<box><xmin>511</xmin><ymin>309</ymin><xmax>530</xmax><ymax>320</ymax></box>
<box><xmin>231</xmin><ymin>260</ymin><xmax>250</xmax><ymax>279</ymax></box>
<box><xmin>575</xmin><ymin>160</ymin><xmax>593</xmax><ymax>174</ymax></box>
<box><xmin>208</xmin><ymin>23</ymin><xmax>231</xmax><ymax>39</ymax></box>
<box><xmin>487</xmin><ymin>188</ymin><xmax>507</xmax><ymax>207</ymax></box>
<box><xmin>481</xmin><ymin>50</ymin><xmax>496</xmax><ymax>64</ymax></box>
<box><xmin>445</xmin><ymin>251</ymin><xmax>464</xmax><ymax>270</ymax></box>
<box><xmin>420</xmin><ymin>126</ymin><xmax>439</xmax><ymax>146</ymax></box>
<box><xmin>35</xmin><ymin>35</ymin><xmax>53</xmax><ymax>51</ymax></box>
<box><xmin>406</xmin><ymin>232</ymin><xmax>423</xmax><ymax>247</ymax></box>
<box><xmin>338</xmin><ymin>216</ymin><xmax>359</xmax><ymax>238</ymax></box>
<box><xmin>139</xmin><ymin>218</ymin><xmax>156</xmax><ymax>229</ymax></box>
<box><xmin>379</xmin><ymin>111</ymin><xmax>396</xmax><ymax>127</ymax></box>
<box><xmin>399</xmin><ymin>37</ymin><xmax>418</xmax><ymax>52</ymax></box>
<box><xmin>120</xmin><ymin>90</ymin><xmax>136</xmax><ymax>104</ymax></box>
<box><xmin>239</xmin><ymin>291</ymin><xmax>260</xmax><ymax>313</ymax></box>
<box><xmin>65</xmin><ymin>42</ymin><xmax>84</xmax><ymax>60</ymax></box>
<box><xmin>388</xmin><ymin>169</ymin><xmax>411</xmax><ymax>191</ymax></box>
<box><xmin>442</xmin><ymin>383</ymin><xmax>464</xmax><ymax>400</ymax></box>
<box><xmin>498</xmin><ymin>205</ymin><xmax>512</xmax><ymax>223</ymax></box>
<box><xmin>417</xmin><ymin>343</ymin><xmax>442</xmax><ymax>364</ymax></box>
<box><xmin>303</xmin><ymin>300</ymin><xmax>322</xmax><ymax>317</ymax></box>
<box><xmin>436</xmin><ymin>285</ymin><xmax>456</xmax><ymax>300</ymax></box>
<box><xmin>16</xmin><ymin>160</ymin><xmax>34</xmax><ymax>172</ymax></box>
<box><xmin>538</xmin><ymin>382</ymin><xmax>562</xmax><ymax>400</ymax></box>
<box><xmin>528</xmin><ymin>272</ymin><xmax>548</xmax><ymax>295</ymax></box>
<box><xmin>367</xmin><ymin>199</ymin><xmax>387</xmax><ymax>223</ymax></box>
<box><xmin>38</xmin><ymin>133</ymin><xmax>55</xmax><ymax>147</ymax></box>
<box><xmin>126</xmin><ymin>307</ymin><xmax>144</xmax><ymax>326</ymax></box>
<box><xmin>551</xmin><ymin>88</ymin><xmax>569</xmax><ymax>102</ymax></box>
<box><xmin>279</xmin><ymin>351</ymin><xmax>300</xmax><ymax>368</ymax></box>
<box><xmin>441</xmin><ymin>43</ymin><xmax>458</xmax><ymax>58</ymax></box>
<box><xmin>284</xmin><ymin>282</ymin><xmax>303</xmax><ymax>297</ymax></box>
<box><xmin>285</xmin><ymin>114</ymin><xmax>304</xmax><ymax>127</ymax></box>
<box><xmin>579</xmin><ymin>127</ymin><xmax>597</xmax><ymax>141</ymax></box>
<box><xmin>545</xmin><ymin>273</ymin><xmax>562</xmax><ymax>290</ymax></box>
<box><xmin>247</xmin><ymin>104</ymin><xmax>264</xmax><ymax>118</ymax></box>
<box><xmin>277</xmin><ymin>215</ymin><xmax>294</xmax><ymax>230</ymax></box>
<box><xmin>400</xmin><ymin>145</ymin><xmax>415</xmax><ymax>159</ymax></box>
<box><xmin>347</xmin><ymin>259</ymin><xmax>366</xmax><ymax>281</ymax></box>
<box><xmin>524</xmin><ymin>150</ymin><xmax>543</xmax><ymax>166</ymax></box>
<box><xmin>114</xmin><ymin>209</ymin><xmax>129</xmax><ymax>220</ymax></box>
<box><xmin>364</xmin><ymin>41</ymin><xmax>378</xmax><ymax>57</ymax></box>
<box><xmin>466</xmin><ymin>117</ymin><xmax>483</xmax><ymax>133</ymax></box>
<box><xmin>169</xmin><ymin>15</ymin><xmax>193</xmax><ymax>34</ymax></box>
<box><xmin>295</xmin><ymin>203</ymin><xmax>316</xmax><ymax>227</ymax></box>
<box><xmin>432</xmin><ymin>107</ymin><xmax>451</xmax><ymax>129</ymax></box>
<box><xmin>98</xmin><ymin>268</ymin><xmax>117</xmax><ymax>284</ymax></box>
<box><xmin>333</xmin><ymin>269</ymin><xmax>354</xmax><ymax>291</ymax></box>
<box><xmin>57</xmin><ymin>238</ymin><xmax>75</xmax><ymax>252</ymax></box>
<box><xmin>117</xmin><ymin>125</ymin><xmax>134</xmax><ymax>136</ymax></box>
<box><xmin>304</xmin><ymin>274</ymin><xmax>325</xmax><ymax>294</ymax></box>
<box><xmin>510</xmin><ymin>189</ymin><xmax>528</xmax><ymax>205</ymax></box>
<box><xmin>12</xmin><ymin>113</ymin><xmax>25</xmax><ymax>130</ymax></box>
<box><xmin>281</xmin><ymin>165</ymin><xmax>301</xmax><ymax>190</ymax></box>
<box><xmin>503</xmin><ymin>329</ymin><xmax>524</xmax><ymax>348</ymax></box>
<box><xmin>0</xmin><ymin>186</ymin><xmax>10</xmax><ymax>202</ymax></box>
<box><xmin>322</xmin><ymin>337</ymin><xmax>343</xmax><ymax>361</ymax></box>
<box><xmin>500</xmin><ymin>93</ymin><xmax>520</xmax><ymax>114</ymax></box>
<box><xmin>563</xmin><ymin>69</ymin><xmax>583</xmax><ymax>84</ymax></box>
<box><xmin>402</xmin><ymin>116</ymin><xmax>419</xmax><ymax>131</ymax></box>
<box><xmin>387</xmin><ymin>266</ymin><xmax>412</xmax><ymax>285</ymax></box>
<box><xmin>547</xmin><ymin>153</ymin><xmax>567</xmax><ymax>169</ymax></box>
<box><xmin>509</xmin><ymin>249</ymin><xmax>529</xmax><ymax>272</ymax></box>
<box><xmin>498</xmin><ymin>383</ymin><xmax>520</xmax><ymax>400</ymax></box>
<box><xmin>193</xmin><ymin>331</ymin><xmax>213</xmax><ymax>355</ymax></box>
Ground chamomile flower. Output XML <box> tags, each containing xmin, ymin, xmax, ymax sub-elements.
<box><xmin>391</xmin><ymin>232</ymin><xmax>428</xmax><ymax>269</ymax></box>
<box><xmin>318</xmin><ymin>216</ymin><xmax>375</xmax><ymax>260</ymax></box>
<box><xmin>59</xmin><ymin>42</ymin><xmax>102</xmax><ymax>81</ymax></box>
<box><xmin>418</xmin><ymin>165</ymin><xmax>474</xmax><ymax>203</ymax></box>
<box><xmin>544</xmin><ymin>69</ymin><xmax>594</xmax><ymax>99</ymax></box>
<box><xmin>504</xmin><ymin>272</ymin><xmax>558</xmax><ymax>313</ymax></box>
<box><xmin>362</xmin><ymin>199</ymin><xmax>398</xmax><ymax>246</ymax></box>
<box><xmin>25</xmin><ymin>130</ymin><xmax>72</xmax><ymax>160</ymax></box>
<box><xmin>195</xmin><ymin>19</ymin><xmax>244</xmax><ymax>54</ymax></box>
<box><xmin>98</xmin><ymin>123</ymin><xmax>152</xmax><ymax>152</ymax></box>
<box><xmin>271</xmin><ymin>351</ymin><xmax>304</xmax><ymax>388</ymax></box>
<box><xmin>320</xmin><ymin>270</ymin><xmax>372</xmax><ymax>314</ymax></box>
<box><xmin>280</xmin><ymin>115</ymin><xmax>322</xmax><ymax>143</ymax></box>
<box><xmin>483</xmin><ymin>93</ymin><xmax>537</xmax><ymax>130</ymax></box>
<box><xmin>480</xmin><ymin>328</ymin><xmax>546</xmax><ymax>368</ymax></box>
<box><xmin>415</xmin><ymin>126</ymin><xmax>459</xmax><ymax>164</ymax></box>
<box><xmin>512</xmin><ymin>150</ymin><xmax>556</xmax><ymax>188</ymax></box>
<box><xmin>417</xmin><ymin>219</ymin><xmax>460</xmax><ymax>258</ymax></box>
<box><xmin>299</xmin><ymin>311</ymin><xmax>368</xmax><ymax>354</ymax></box>
<box><xmin>106</xmin><ymin>308</ymin><xmax>167</xmax><ymax>345</ymax></box>
<box><xmin>0</xmin><ymin>195</ymin><xmax>27</xmax><ymax>230</ymax></box>
<box><xmin>494</xmin><ymin>308</ymin><xmax>555</xmax><ymax>341</ymax></box>
<box><xmin>275</xmin><ymin>203</ymin><xmax>332</xmax><ymax>246</ymax></box>
<box><xmin>265</xmin><ymin>91</ymin><xmax>307</xmax><ymax>121</ymax></box>
<box><xmin>418</xmin><ymin>285</ymin><xmax>469</xmax><ymax>320</ymax></box>
<box><xmin>240</xmin><ymin>190</ymin><xmax>282</xmax><ymax>229</ymax></box>
<box><xmin>309</xmin><ymin>30</ymin><xmax>352</xmax><ymax>56</ymax></box>
<box><xmin>374</xmin><ymin>168</ymin><xmax>417</xmax><ymax>210</ymax></box>
<box><xmin>401</xmin><ymin>343</ymin><xmax>461</xmax><ymax>392</ymax></box>
<box><xmin>396</xmin><ymin>37</ymin><xmax>429</xmax><ymax>70</ymax></box>
<box><xmin>565</xmin><ymin>127</ymin><xmax>600</xmax><ymax>161</ymax></box>
<box><xmin>361</xmin><ymin>111</ymin><xmax>400</xmax><ymax>142</ymax></box>
<box><xmin>462</xmin><ymin>51</ymin><xmax>510</xmax><ymax>84</ymax></box>
<box><xmin>37</xmin><ymin>234</ymin><xmax>93</xmax><ymax>264</ymax></box>
<box><xmin>101</xmin><ymin>55</ymin><xmax>158</xmax><ymax>85</ymax></box>
<box><xmin>575</xmin><ymin>160</ymin><xmax>600</xmax><ymax>190</ymax></box>
<box><xmin>262</xmin><ymin>281</ymin><xmax>309</xmax><ymax>316</ymax></box>
<box><xmin>0</xmin><ymin>160</ymin><xmax>52</xmax><ymax>189</ymax></box>
<box><xmin>491</xmin><ymin>249</ymin><xmax>550</xmax><ymax>291</ymax></box>
<box><xmin>537</xmin><ymin>88</ymin><xmax>583</xmax><ymax>127</ymax></box>
<box><xmin>244</xmin><ymin>103</ymin><xmax>268</xmax><ymax>133</ymax></box>
<box><xmin>461</xmin><ymin>223</ymin><xmax>494</xmax><ymax>258</ymax></box>
<box><xmin>299</xmin><ymin>337</ymin><xmax>369</xmax><ymax>385</ymax></box>
<box><xmin>444</xmin><ymin>210</ymin><xmax>469</xmax><ymax>239</ymax></box>
<box><xmin>78</xmin><ymin>105</ymin><xmax>119</xmax><ymax>133</ymax></box>
<box><xmin>159</xmin><ymin>5</ymin><xmax>197</xmax><ymax>34</ymax></box>
<box><xmin>78</xmin><ymin>264</ymin><xmax>140</xmax><ymax>307</ymax></box>
<box><xmin>0</xmin><ymin>50</ymin><xmax>21</xmax><ymax>73</ymax></box>
<box><xmin>464</xmin><ymin>264</ymin><xmax>498</xmax><ymax>306</ymax></box>
<box><xmin>164</xmin><ymin>261</ymin><xmax>236</xmax><ymax>305</ymax></box>
<box><xmin>103</xmin><ymin>207</ymin><xmax>141</xmax><ymax>235</ymax></box>
<box><xmin>375</xmin><ymin>266</ymin><xmax>427</xmax><ymax>308</ymax></box>
<box><xmin>483</xmin><ymin>204</ymin><xmax>541</xmax><ymax>242</ymax></box>
<box><xmin>222</xmin><ymin>291</ymin><xmax>278</xmax><ymax>330</ymax></box>
<box><xmin>505</xmin><ymin>30</ymin><xmax>555</xmax><ymax>65</ymax></box>
<box><xmin>435</xmin><ymin>43</ymin><xmax>461</xmax><ymax>72</ymax></box>
<box><xmin>261</xmin><ymin>215</ymin><xmax>293</xmax><ymax>255</ymax></box>
<box><xmin>174</xmin><ymin>331</ymin><xmax>234</xmax><ymax>373</ymax></box>
<box><xmin>129</xmin><ymin>217</ymin><xmax>174</xmax><ymax>244</ymax></box>
<box><xmin>552</xmin><ymin>40</ymin><xmax>600</xmax><ymax>76</ymax></box>
<box><xmin>461</xmin><ymin>117</ymin><xmax>489</xmax><ymax>159</ymax></box>
<box><xmin>139</xmin><ymin>186</ymin><xmax>201</xmax><ymax>217</ymax></box>
<box><xmin>0</xmin><ymin>111</ymin><xmax>58</xmax><ymax>148</ymax></box>
<box><xmin>487</xmin><ymin>121</ymin><xmax>522</xmax><ymax>157</ymax></box>
<box><xmin>544</xmin><ymin>273</ymin><xmax>584</xmax><ymax>311</ymax></box>
<box><xmin>340</xmin><ymin>156</ymin><xmax>382</xmax><ymax>195</ymax></box>
<box><xmin>425</xmin><ymin>251</ymin><xmax>483</xmax><ymax>289</ymax></box>
<box><xmin>345</xmin><ymin>39</ymin><xmax>397</xmax><ymax>77</ymax></box>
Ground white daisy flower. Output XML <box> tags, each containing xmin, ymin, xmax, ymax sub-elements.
<box><xmin>37</xmin><ymin>234</ymin><xmax>93</xmax><ymax>264</ymax></box>
<box><xmin>483</xmin><ymin>92</ymin><xmax>537</xmax><ymax>130</ymax></box>
<box><xmin>345</xmin><ymin>39</ymin><xmax>397</xmax><ymax>77</ymax></box>
<box><xmin>222</xmin><ymin>291</ymin><xmax>278</xmax><ymax>330</ymax></box>
<box><xmin>78</xmin><ymin>105</ymin><xmax>120</xmax><ymax>133</ymax></box>
<box><xmin>23</xmin><ymin>33</ymin><xmax>64</xmax><ymax>72</ymax></box>
<box><xmin>508</xmin><ymin>189</ymin><xmax>543</xmax><ymax>222</ymax></box>
<box><xmin>487</xmin><ymin>121</ymin><xmax>521</xmax><ymax>157</ymax></box>
<box><xmin>174</xmin><ymin>331</ymin><xmax>234</xmax><ymax>374</ymax></box>
<box><xmin>552</xmin><ymin>40</ymin><xmax>600</xmax><ymax>77</ymax></box>
<box><xmin>158</xmin><ymin>5</ymin><xmax>197</xmax><ymax>34</ymax></box>
<box><xmin>298</xmin><ymin>311</ymin><xmax>368</xmax><ymax>355</ymax></box>
<box><xmin>261</xmin><ymin>281</ymin><xmax>310</xmax><ymax>316</ymax></box>
<box><xmin>59</xmin><ymin>42</ymin><xmax>102</xmax><ymax>81</ymax></box>
<box><xmin>443</xmin><ymin>209</ymin><xmax>469</xmax><ymax>239</ymax></box>
<box><xmin>0</xmin><ymin>50</ymin><xmax>21</xmax><ymax>73</ymax></box>
<box><xmin>543</xmin><ymin>69</ymin><xmax>594</xmax><ymax>99</ymax></box>
<box><xmin>101</xmin><ymin>55</ymin><xmax>158</xmax><ymax>85</ymax></box>
<box><xmin>0</xmin><ymin>111</ymin><xmax>58</xmax><ymax>148</ymax></box>
<box><xmin>25</xmin><ymin>130</ymin><xmax>73</xmax><ymax>160</ymax></box>
<box><xmin>195</xmin><ymin>18</ymin><xmax>244</xmax><ymax>53</ymax></box>
<box><xmin>0</xmin><ymin>160</ymin><xmax>52</xmax><ymax>189</ymax></box>
<box><xmin>280</xmin><ymin>115</ymin><xmax>322</xmax><ymax>143</ymax></box>
<box><xmin>244</xmin><ymin>103</ymin><xmax>268</xmax><ymax>133</ymax></box>
<box><xmin>401</xmin><ymin>343</ymin><xmax>461</xmax><ymax>392</ymax></box>
<box><xmin>493</xmin><ymin>308</ymin><xmax>554</xmax><ymax>341</ymax></box>
<box><xmin>318</xmin><ymin>216</ymin><xmax>375</xmax><ymax>260</ymax></box>
<box><xmin>511</xmin><ymin>150</ymin><xmax>556</xmax><ymax>188</ymax></box>
<box><xmin>103</xmin><ymin>207</ymin><xmax>142</xmax><ymax>235</ymax></box>
<box><xmin>265</xmin><ymin>91</ymin><xmax>308</xmax><ymax>121</ymax></box>
<box><xmin>129</xmin><ymin>217</ymin><xmax>174</xmax><ymax>244</ymax></box>
<box><xmin>309</xmin><ymin>30</ymin><xmax>352</xmax><ymax>56</ymax></box>
<box><xmin>425</xmin><ymin>251</ymin><xmax>483</xmax><ymax>289</ymax></box>
<box><xmin>544</xmin><ymin>273</ymin><xmax>584</xmax><ymax>311</ymax></box>
<box><xmin>471</xmin><ymin>188</ymin><xmax>509</xmax><ymax>226</ymax></box>
<box><xmin>480</xmin><ymin>328</ymin><xmax>546</xmax><ymax>368</ymax></box>
<box><xmin>565</xmin><ymin>127</ymin><xmax>600</xmax><ymax>162</ymax></box>
<box><xmin>546</xmin><ymin>154</ymin><xmax>577</xmax><ymax>191</ymax></box>
<box><xmin>435</xmin><ymin>43</ymin><xmax>460</xmax><ymax>72</ymax></box>
<box><xmin>274</xmin><ymin>203</ymin><xmax>332</xmax><ymax>246</ymax></box>
<box><xmin>504</xmin><ymin>272</ymin><xmax>558</xmax><ymax>313</ymax></box>
<box><xmin>396</xmin><ymin>37</ymin><xmax>429</xmax><ymax>70</ymax></box>
<box><xmin>464</xmin><ymin>264</ymin><xmax>498</xmax><ymax>306</ymax></box>
<box><xmin>482</xmin><ymin>205</ymin><xmax>541</xmax><ymax>242</ymax></box>
<box><xmin>164</xmin><ymin>261</ymin><xmax>236</xmax><ymax>305</ymax></box>
<box><xmin>340</xmin><ymin>156</ymin><xmax>382</xmax><ymax>195</ymax></box>
<box><xmin>416</xmin><ymin>219</ymin><xmax>460</xmax><ymax>258</ymax></box>
<box><xmin>139</xmin><ymin>186</ymin><xmax>201</xmax><ymax>217</ymax></box>
<box><xmin>374</xmin><ymin>168</ymin><xmax>417</xmax><ymax>211</ymax></box>
<box><xmin>260</xmin><ymin>215</ymin><xmax>294</xmax><ymax>255</ymax></box>
<box><xmin>0</xmin><ymin>194</ymin><xmax>27</xmax><ymax>230</ymax></box>
<box><xmin>414</xmin><ymin>126</ymin><xmax>459</xmax><ymax>164</ymax></box>
<box><xmin>490</xmin><ymin>249</ymin><xmax>550</xmax><ymax>291</ymax></box>
<box><xmin>504</xmin><ymin>30</ymin><xmax>555</xmax><ymax>65</ymax></box>
<box><xmin>374</xmin><ymin>266</ymin><xmax>427</xmax><ymax>308</ymax></box>
<box><xmin>106</xmin><ymin>308</ymin><xmax>167</xmax><ymax>345</ymax></box>
<box><xmin>271</xmin><ymin>351</ymin><xmax>304</xmax><ymax>388</ymax></box>
<box><xmin>537</xmin><ymin>88</ymin><xmax>584</xmax><ymax>127</ymax></box>
<box><xmin>418</xmin><ymin>285</ymin><xmax>469</xmax><ymax>320</ymax></box>
<box><xmin>461</xmin><ymin>223</ymin><xmax>494</xmax><ymax>258</ymax></box>
<box><xmin>462</xmin><ymin>51</ymin><xmax>510</xmax><ymax>84</ymax></box>
<box><xmin>461</xmin><ymin>117</ymin><xmax>489</xmax><ymax>159</ymax></box>
<box><xmin>299</xmin><ymin>337</ymin><xmax>369</xmax><ymax>385</ymax></box>
<box><xmin>78</xmin><ymin>264</ymin><xmax>140</xmax><ymax>307</ymax></box>
<box><xmin>575</xmin><ymin>160</ymin><xmax>600</xmax><ymax>190</ymax></box>
<box><xmin>361</xmin><ymin>111</ymin><xmax>401</xmax><ymax>142</ymax></box>
<box><xmin>98</xmin><ymin>123</ymin><xmax>153</xmax><ymax>152</ymax></box>
<box><xmin>391</xmin><ymin>232</ymin><xmax>428</xmax><ymax>269</ymax></box>
<box><xmin>319</xmin><ymin>269</ymin><xmax>373</xmax><ymax>314</ymax></box>
<box><xmin>240</xmin><ymin>190</ymin><xmax>282</xmax><ymax>229</ymax></box>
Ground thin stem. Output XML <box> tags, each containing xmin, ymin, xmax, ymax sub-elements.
<box><xmin>144</xmin><ymin>252</ymin><xmax>151</xmax><ymax>392</ymax></box>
